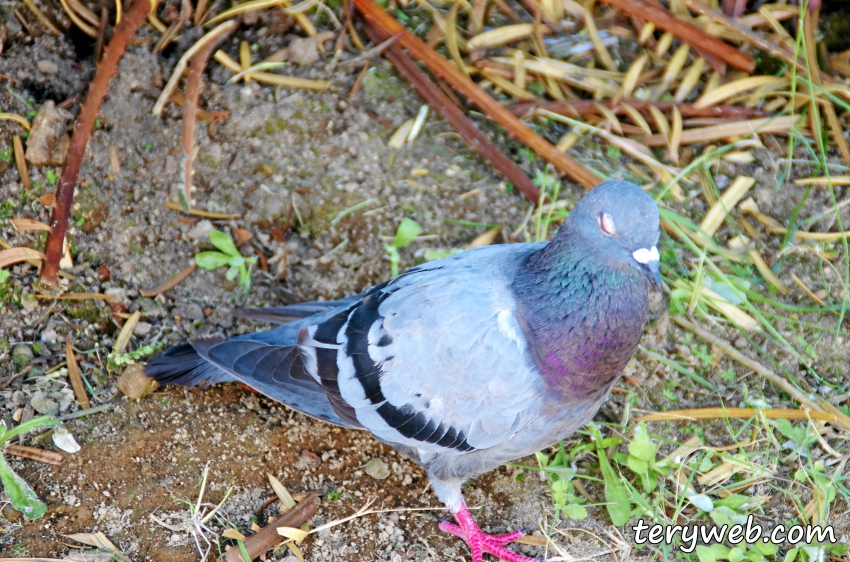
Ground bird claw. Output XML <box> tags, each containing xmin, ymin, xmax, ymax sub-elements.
<box><xmin>439</xmin><ymin>505</ymin><xmax>539</xmax><ymax>562</ymax></box>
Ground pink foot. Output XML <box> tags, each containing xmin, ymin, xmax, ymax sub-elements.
<box><xmin>438</xmin><ymin>505</ymin><xmax>539</xmax><ymax>562</ymax></box>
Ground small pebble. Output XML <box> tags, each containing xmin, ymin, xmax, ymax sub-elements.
<box><xmin>36</xmin><ymin>60</ymin><xmax>59</xmax><ymax>74</ymax></box>
<box><xmin>363</xmin><ymin>458</ymin><xmax>390</xmax><ymax>480</ymax></box>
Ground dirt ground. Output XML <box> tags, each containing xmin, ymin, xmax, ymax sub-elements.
<box><xmin>2</xmin><ymin>3</ymin><xmax>850</xmax><ymax>562</ymax></box>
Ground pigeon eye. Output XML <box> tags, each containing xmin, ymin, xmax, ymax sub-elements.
<box><xmin>599</xmin><ymin>213</ymin><xmax>616</xmax><ymax>236</ymax></box>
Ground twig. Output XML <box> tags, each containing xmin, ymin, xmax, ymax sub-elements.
<box><xmin>361</xmin><ymin>25</ymin><xmax>541</xmax><ymax>203</ymax></box>
<box><xmin>140</xmin><ymin>262</ymin><xmax>197</xmax><ymax>297</ymax></box>
<box><xmin>40</xmin><ymin>0</ymin><xmax>155</xmax><ymax>287</ymax></box>
<box><xmin>671</xmin><ymin>316</ymin><xmax>822</xmax><ymax>413</ymax></box>
<box><xmin>180</xmin><ymin>25</ymin><xmax>234</xmax><ymax>211</ymax></box>
<box><xmin>596</xmin><ymin>0</ymin><xmax>754</xmax><ymax>73</ymax></box>
<box><xmin>224</xmin><ymin>493</ymin><xmax>320</xmax><ymax>562</ymax></box>
<box><xmin>352</xmin><ymin>0</ymin><xmax>599</xmax><ymax>189</ymax></box>
<box><xmin>4</xmin><ymin>444</ymin><xmax>64</xmax><ymax>465</ymax></box>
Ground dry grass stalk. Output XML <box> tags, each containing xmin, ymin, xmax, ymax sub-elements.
<box><xmin>0</xmin><ymin>113</ymin><xmax>31</xmax><ymax>129</ymax></box>
<box><xmin>58</xmin><ymin>0</ymin><xmax>98</xmax><ymax>37</ymax></box>
<box><xmin>214</xmin><ymin>50</ymin><xmax>331</xmax><ymax>90</ymax></box>
<box><xmin>699</xmin><ymin>176</ymin><xmax>755</xmax><ymax>236</ymax></box>
<box><xmin>66</xmin><ymin>339</ymin><xmax>91</xmax><ymax>409</ymax></box>
<box><xmin>21</xmin><ymin>0</ymin><xmax>61</xmax><ymax>34</ymax></box>
<box><xmin>13</xmin><ymin>136</ymin><xmax>29</xmax><ymax>191</ymax></box>
<box><xmin>139</xmin><ymin>262</ymin><xmax>197</xmax><ymax>297</ymax></box>
<box><xmin>642</xmin><ymin>116</ymin><xmax>802</xmax><ymax>147</ymax></box>
<box><xmin>40</xmin><ymin>0</ymin><xmax>154</xmax><ymax>287</ymax></box>
<box><xmin>747</xmin><ymin>248</ymin><xmax>788</xmax><ymax>294</ymax></box>
<box><xmin>113</xmin><ymin>311</ymin><xmax>141</xmax><ymax>356</ymax></box>
<box><xmin>34</xmin><ymin>293</ymin><xmax>116</xmax><ymax>300</ymax></box>
<box><xmin>164</xmin><ymin>201</ymin><xmax>239</xmax><ymax>219</ymax></box>
<box><xmin>637</xmin><ymin>407</ymin><xmax>837</xmax><ymax>423</ymax></box>
<box><xmin>790</xmin><ymin>273</ymin><xmax>825</xmax><ymax>306</ymax></box>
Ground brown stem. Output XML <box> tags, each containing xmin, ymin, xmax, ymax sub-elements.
<box><xmin>361</xmin><ymin>25</ymin><xmax>541</xmax><ymax>204</ymax></box>
<box><xmin>224</xmin><ymin>493</ymin><xmax>321</xmax><ymax>562</ymax></box>
<box><xmin>352</xmin><ymin>0</ymin><xmax>599</xmax><ymax>189</ymax></box>
<box><xmin>40</xmin><ymin>0</ymin><xmax>155</xmax><ymax>287</ymax></box>
<box><xmin>181</xmin><ymin>29</ymin><xmax>232</xmax><ymax>210</ymax></box>
<box><xmin>596</xmin><ymin>0</ymin><xmax>755</xmax><ymax>73</ymax></box>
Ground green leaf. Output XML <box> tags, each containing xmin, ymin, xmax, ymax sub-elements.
<box><xmin>0</xmin><ymin>416</ymin><xmax>60</xmax><ymax>446</ymax></box>
<box><xmin>227</xmin><ymin>255</ymin><xmax>246</xmax><ymax>268</ymax></box>
<box><xmin>195</xmin><ymin>251</ymin><xmax>232</xmax><ymax>270</ymax></box>
<box><xmin>392</xmin><ymin>218</ymin><xmax>420</xmax><ymax>249</ymax></box>
<box><xmin>696</xmin><ymin>545</ymin><xmax>716</xmax><ymax>562</ymax></box>
<box><xmin>728</xmin><ymin>547</ymin><xmax>747</xmax><ymax>562</ymax></box>
<box><xmin>753</xmin><ymin>542</ymin><xmax>778</xmax><ymax>556</ymax></box>
<box><xmin>783</xmin><ymin>548</ymin><xmax>799</xmax><ymax>562</ymax></box>
<box><xmin>714</xmin><ymin>494</ymin><xmax>749</xmax><ymax>510</ymax></box>
<box><xmin>209</xmin><ymin>230</ymin><xmax>241</xmax><ymax>257</ymax></box>
<box><xmin>562</xmin><ymin>502</ymin><xmax>588</xmax><ymax>520</ymax></box>
<box><xmin>590</xmin><ymin>426</ymin><xmax>631</xmax><ymax>526</ymax></box>
<box><xmin>225</xmin><ymin>265</ymin><xmax>240</xmax><ymax>281</ymax></box>
<box><xmin>237</xmin><ymin>540</ymin><xmax>251</xmax><ymax>562</ymax></box>
<box><xmin>628</xmin><ymin>424</ymin><xmax>656</xmax><ymax>463</ymax></box>
<box><xmin>0</xmin><ymin>451</ymin><xmax>46</xmax><ymax>520</ymax></box>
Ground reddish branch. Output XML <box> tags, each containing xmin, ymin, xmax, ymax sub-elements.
<box><xmin>224</xmin><ymin>493</ymin><xmax>320</xmax><ymax>562</ymax></box>
<box><xmin>361</xmin><ymin>26</ymin><xmax>541</xmax><ymax>203</ymax></box>
<box><xmin>40</xmin><ymin>0</ymin><xmax>154</xmax><ymax>286</ymax></box>
<box><xmin>181</xmin><ymin>30</ymin><xmax>233</xmax><ymax>211</ymax></box>
<box><xmin>510</xmin><ymin>100</ymin><xmax>765</xmax><ymax>121</ymax></box>
<box><xmin>596</xmin><ymin>0</ymin><xmax>755</xmax><ymax>73</ymax></box>
<box><xmin>352</xmin><ymin>0</ymin><xmax>599</xmax><ymax>190</ymax></box>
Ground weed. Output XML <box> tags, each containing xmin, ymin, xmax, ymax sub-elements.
<box><xmin>195</xmin><ymin>230</ymin><xmax>257</xmax><ymax>293</ymax></box>
<box><xmin>107</xmin><ymin>342</ymin><xmax>164</xmax><ymax>373</ymax></box>
<box><xmin>0</xmin><ymin>415</ymin><xmax>62</xmax><ymax>520</ymax></box>
<box><xmin>385</xmin><ymin>218</ymin><xmax>420</xmax><ymax>277</ymax></box>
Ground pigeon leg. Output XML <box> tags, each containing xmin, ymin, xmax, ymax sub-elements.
<box><xmin>438</xmin><ymin>504</ymin><xmax>538</xmax><ymax>562</ymax></box>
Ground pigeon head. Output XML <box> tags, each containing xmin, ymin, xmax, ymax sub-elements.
<box><xmin>564</xmin><ymin>180</ymin><xmax>662</xmax><ymax>289</ymax></box>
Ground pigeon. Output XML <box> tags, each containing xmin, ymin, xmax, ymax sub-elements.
<box><xmin>146</xmin><ymin>179</ymin><xmax>661</xmax><ymax>562</ymax></box>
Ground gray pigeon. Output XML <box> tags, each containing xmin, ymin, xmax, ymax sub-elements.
<box><xmin>146</xmin><ymin>180</ymin><xmax>661</xmax><ymax>562</ymax></box>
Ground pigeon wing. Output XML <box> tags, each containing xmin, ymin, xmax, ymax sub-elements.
<box><xmin>311</xmin><ymin>243</ymin><xmax>549</xmax><ymax>461</ymax></box>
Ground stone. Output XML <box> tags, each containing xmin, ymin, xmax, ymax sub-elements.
<box><xmin>173</xmin><ymin>303</ymin><xmax>204</xmax><ymax>321</ymax></box>
<box><xmin>133</xmin><ymin>321</ymin><xmax>152</xmax><ymax>336</ymax></box>
<box><xmin>188</xmin><ymin>220</ymin><xmax>214</xmax><ymax>242</ymax></box>
<box><xmin>25</xmin><ymin>101</ymin><xmax>71</xmax><ymax>166</ymax></box>
<box><xmin>37</xmin><ymin>60</ymin><xmax>59</xmax><ymax>75</ymax></box>
<box><xmin>12</xmin><ymin>344</ymin><xmax>33</xmax><ymax>369</ymax></box>
<box><xmin>116</xmin><ymin>364</ymin><xmax>158</xmax><ymax>400</ymax></box>
<box><xmin>31</xmin><ymin>392</ymin><xmax>60</xmax><ymax>415</ymax></box>
<box><xmin>288</xmin><ymin>37</ymin><xmax>320</xmax><ymax>66</ymax></box>
<box><xmin>363</xmin><ymin>458</ymin><xmax>390</xmax><ymax>480</ymax></box>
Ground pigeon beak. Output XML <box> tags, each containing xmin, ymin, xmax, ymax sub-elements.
<box><xmin>632</xmin><ymin>247</ymin><xmax>662</xmax><ymax>291</ymax></box>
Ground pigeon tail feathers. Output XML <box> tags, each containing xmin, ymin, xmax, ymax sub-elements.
<box><xmin>145</xmin><ymin>335</ymin><xmax>235</xmax><ymax>387</ymax></box>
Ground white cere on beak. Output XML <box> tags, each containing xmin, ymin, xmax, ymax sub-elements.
<box><xmin>632</xmin><ymin>246</ymin><xmax>659</xmax><ymax>265</ymax></box>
